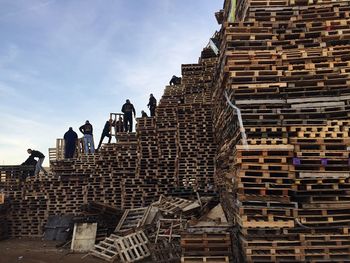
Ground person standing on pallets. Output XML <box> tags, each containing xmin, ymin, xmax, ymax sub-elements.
<box><xmin>96</xmin><ymin>119</ymin><xmax>113</xmax><ymax>151</ymax></box>
<box><xmin>79</xmin><ymin>120</ymin><xmax>95</xmax><ymax>153</ymax></box>
<box><xmin>63</xmin><ymin>127</ymin><xmax>78</xmax><ymax>158</ymax></box>
<box><xmin>25</xmin><ymin>149</ymin><xmax>48</xmax><ymax>176</ymax></box>
<box><xmin>147</xmin><ymin>93</ymin><xmax>157</xmax><ymax>117</ymax></box>
<box><xmin>115</xmin><ymin>116</ymin><xmax>124</xmax><ymax>133</ymax></box>
<box><xmin>121</xmin><ymin>99</ymin><xmax>136</xmax><ymax>132</ymax></box>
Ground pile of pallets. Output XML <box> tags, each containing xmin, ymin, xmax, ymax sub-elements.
<box><xmin>180</xmin><ymin>232</ymin><xmax>231</xmax><ymax>263</ymax></box>
<box><xmin>156</xmin><ymin>91</ymin><xmax>179</xmax><ymax>195</ymax></box>
<box><xmin>90</xmin><ymin>206</ymin><xmax>152</xmax><ymax>263</ymax></box>
<box><xmin>176</xmin><ymin>57</ymin><xmax>217</xmax><ymax>193</ymax></box>
<box><xmin>0</xmin><ymin>193</ymin><xmax>8</xmax><ymax>240</ymax></box>
<box><xmin>291</xmin><ymin>120</ymin><xmax>350</xmax><ymax>261</ymax></box>
<box><xmin>90</xmin><ymin>231</ymin><xmax>151</xmax><ymax>263</ymax></box>
<box><xmin>213</xmin><ymin>0</ymin><xmax>350</xmax><ymax>261</ymax></box>
<box><xmin>89</xmin><ymin>196</ymin><xmax>218</xmax><ymax>263</ymax></box>
<box><xmin>0</xmin><ymin>51</ymin><xmax>219</xmax><ymax>238</ymax></box>
<box><xmin>232</xmin><ymin>144</ymin><xmax>299</xmax><ymax>262</ymax></box>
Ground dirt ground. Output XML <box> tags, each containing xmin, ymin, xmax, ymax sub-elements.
<box><xmin>0</xmin><ymin>238</ymin><xmax>105</xmax><ymax>263</ymax></box>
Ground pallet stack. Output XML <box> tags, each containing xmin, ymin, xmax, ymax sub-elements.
<box><xmin>0</xmin><ymin>193</ymin><xmax>9</xmax><ymax>240</ymax></box>
<box><xmin>177</xmin><ymin>53</ymin><xmax>217</xmax><ymax>193</ymax></box>
<box><xmin>291</xmin><ymin>119</ymin><xmax>350</xmax><ymax>261</ymax></box>
<box><xmin>232</xmin><ymin>143</ymin><xmax>299</xmax><ymax>262</ymax></box>
<box><xmin>4</xmin><ymin>1</ymin><xmax>350</xmax><ymax>261</ymax></box>
<box><xmin>135</xmin><ymin>117</ymin><xmax>160</xmax><ymax>205</ymax></box>
<box><xmin>214</xmin><ymin>0</ymin><xmax>350</xmax><ymax>261</ymax></box>
<box><xmin>0</xmin><ymin>50</ymin><xmax>219</xmax><ymax>237</ymax></box>
<box><xmin>180</xmin><ymin>232</ymin><xmax>232</xmax><ymax>263</ymax></box>
<box><xmin>156</xmin><ymin>86</ymin><xmax>181</xmax><ymax>196</ymax></box>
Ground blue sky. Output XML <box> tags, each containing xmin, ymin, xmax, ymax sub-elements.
<box><xmin>0</xmin><ymin>0</ymin><xmax>221</xmax><ymax>165</ymax></box>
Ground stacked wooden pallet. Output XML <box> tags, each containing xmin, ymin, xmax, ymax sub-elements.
<box><xmin>0</xmin><ymin>193</ymin><xmax>8</xmax><ymax>240</ymax></box>
<box><xmin>180</xmin><ymin>232</ymin><xmax>231</xmax><ymax>263</ymax></box>
<box><xmin>0</xmin><ymin>50</ymin><xmax>219</xmax><ymax>238</ymax></box>
<box><xmin>232</xmin><ymin>144</ymin><xmax>299</xmax><ymax>262</ymax></box>
<box><xmin>156</xmin><ymin>88</ymin><xmax>179</xmax><ymax>196</ymax></box>
<box><xmin>214</xmin><ymin>0</ymin><xmax>350</xmax><ymax>261</ymax></box>
<box><xmin>177</xmin><ymin>55</ymin><xmax>217</xmax><ymax>194</ymax></box>
<box><xmin>291</xmin><ymin>120</ymin><xmax>350</xmax><ymax>261</ymax></box>
<box><xmin>135</xmin><ymin>117</ymin><xmax>159</xmax><ymax>205</ymax></box>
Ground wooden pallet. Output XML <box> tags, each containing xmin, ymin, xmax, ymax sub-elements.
<box><xmin>90</xmin><ymin>234</ymin><xmax>120</xmax><ymax>262</ymax></box>
<box><xmin>115</xmin><ymin>230</ymin><xmax>151</xmax><ymax>263</ymax></box>
<box><xmin>155</xmin><ymin>218</ymin><xmax>187</xmax><ymax>243</ymax></box>
<box><xmin>181</xmin><ymin>233</ymin><xmax>231</xmax><ymax>256</ymax></box>
<box><xmin>114</xmin><ymin>207</ymin><xmax>151</xmax><ymax>234</ymax></box>
<box><xmin>154</xmin><ymin>195</ymin><xmax>200</xmax><ymax>216</ymax></box>
<box><xmin>181</xmin><ymin>256</ymin><xmax>230</xmax><ymax>263</ymax></box>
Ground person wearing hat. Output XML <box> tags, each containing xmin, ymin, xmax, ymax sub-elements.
<box><xmin>121</xmin><ymin>99</ymin><xmax>136</xmax><ymax>132</ymax></box>
<box><xmin>79</xmin><ymin>120</ymin><xmax>95</xmax><ymax>153</ymax></box>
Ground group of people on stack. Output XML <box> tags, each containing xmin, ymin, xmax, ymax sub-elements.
<box><xmin>21</xmin><ymin>75</ymin><xmax>185</xmax><ymax>177</ymax></box>
<box><xmin>66</xmin><ymin>94</ymin><xmax>158</xmax><ymax>156</ymax></box>
<box><xmin>22</xmin><ymin>94</ymin><xmax>158</xmax><ymax>175</ymax></box>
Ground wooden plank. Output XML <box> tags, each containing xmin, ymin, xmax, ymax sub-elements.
<box><xmin>235</xmin><ymin>145</ymin><xmax>294</xmax><ymax>151</ymax></box>
<box><xmin>181</xmin><ymin>256</ymin><xmax>230</xmax><ymax>263</ymax></box>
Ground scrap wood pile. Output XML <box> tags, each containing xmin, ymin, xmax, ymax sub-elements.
<box><xmin>88</xmin><ymin>195</ymin><xmax>234</xmax><ymax>263</ymax></box>
<box><xmin>214</xmin><ymin>0</ymin><xmax>350</xmax><ymax>262</ymax></box>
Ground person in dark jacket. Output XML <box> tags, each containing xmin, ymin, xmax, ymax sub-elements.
<box><xmin>121</xmin><ymin>99</ymin><xmax>136</xmax><ymax>132</ymax></box>
<box><xmin>79</xmin><ymin>120</ymin><xmax>95</xmax><ymax>153</ymax></box>
<box><xmin>21</xmin><ymin>155</ymin><xmax>37</xmax><ymax>177</ymax></box>
<box><xmin>141</xmin><ymin>110</ymin><xmax>148</xmax><ymax>118</ymax></box>
<box><xmin>147</xmin><ymin>94</ymin><xmax>157</xmax><ymax>117</ymax></box>
<box><xmin>169</xmin><ymin>75</ymin><xmax>181</xmax><ymax>85</ymax></box>
<box><xmin>115</xmin><ymin>116</ymin><xmax>124</xmax><ymax>133</ymax></box>
<box><xmin>64</xmin><ymin>127</ymin><xmax>78</xmax><ymax>158</ymax></box>
<box><xmin>26</xmin><ymin>149</ymin><xmax>47</xmax><ymax>176</ymax></box>
<box><xmin>97</xmin><ymin>119</ymin><xmax>113</xmax><ymax>150</ymax></box>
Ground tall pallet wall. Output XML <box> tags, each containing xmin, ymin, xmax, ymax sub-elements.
<box><xmin>215</xmin><ymin>0</ymin><xmax>350</xmax><ymax>261</ymax></box>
